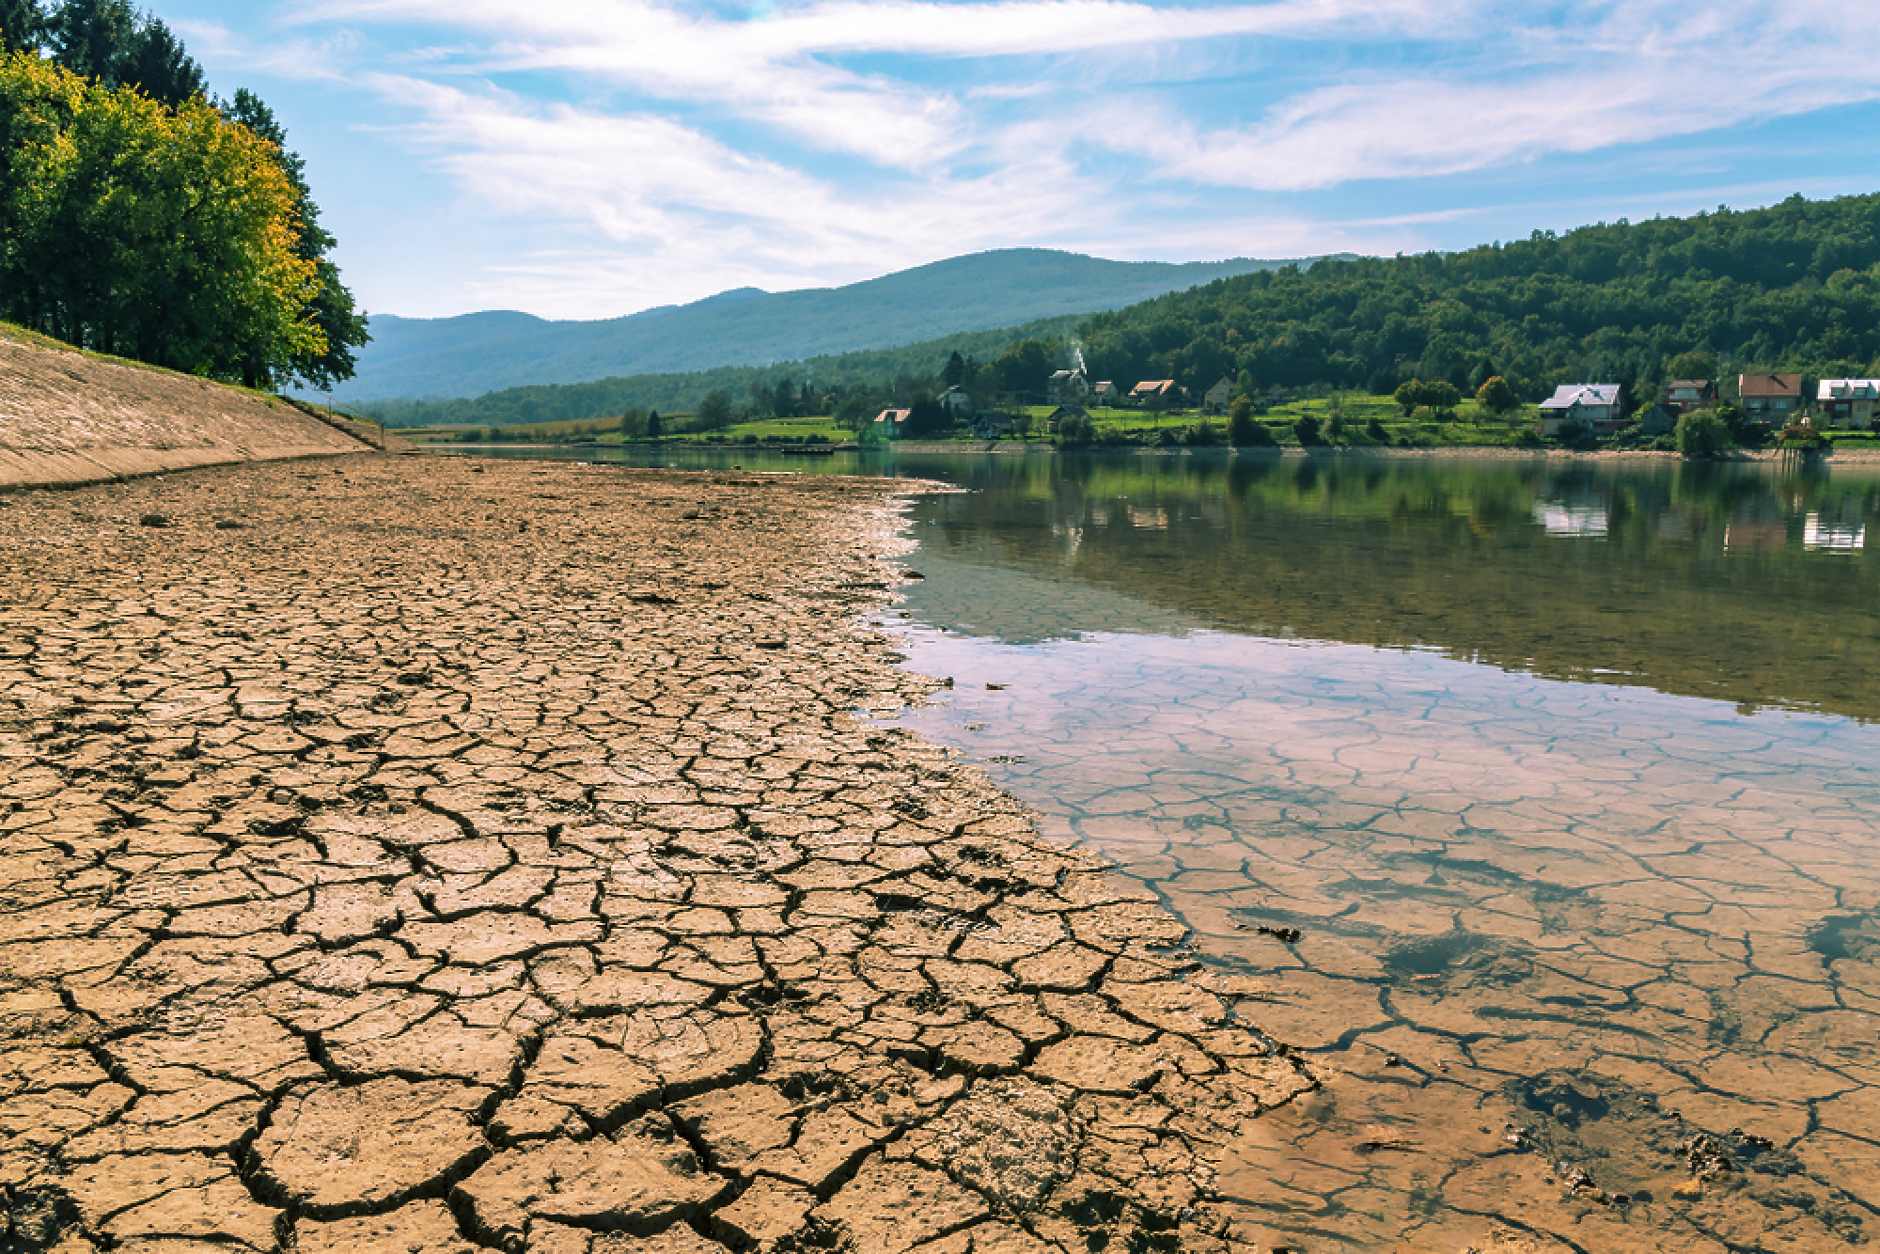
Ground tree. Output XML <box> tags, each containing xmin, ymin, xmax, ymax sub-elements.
<box><xmin>645</xmin><ymin>410</ymin><xmax>663</xmax><ymax>438</ymax></box>
<box><xmin>47</xmin><ymin>0</ymin><xmax>130</xmax><ymax>83</ymax></box>
<box><xmin>221</xmin><ymin>88</ymin><xmax>367</xmax><ymax>389</ymax></box>
<box><xmin>943</xmin><ymin>350</ymin><xmax>965</xmax><ymax>388</ymax></box>
<box><xmin>1</xmin><ymin>55</ymin><xmax>324</xmax><ymax>376</ymax></box>
<box><xmin>1476</xmin><ymin>375</ymin><xmax>1520</xmax><ymax>415</ymax></box>
<box><xmin>1393</xmin><ymin>379</ymin><xmax>1424</xmax><ymax>416</ymax></box>
<box><xmin>1294</xmin><ymin>414</ymin><xmax>1325</xmax><ymax>446</ymax></box>
<box><xmin>695</xmin><ymin>390</ymin><xmax>733</xmax><ymax>430</ymax></box>
<box><xmin>900</xmin><ymin>391</ymin><xmax>947</xmax><ymax>438</ymax></box>
<box><xmin>1228</xmin><ymin>396</ymin><xmax>1274</xmax><ymax>447</ymax></box>
<box><xmin>1665</xmin><ymin>350</ymin><xmax>1720</xmax><ymax>380</ymax></box>
<box><xmin>1674</xmin><ymin>409</ymin><xmax>1729</xmax><ymax>457</ymax></box>
<box><xmin>994</xmin><ymin>338</ymin><xmax>1055</xmax><ymax>400</ymax></box>
<box><xmin>1</xmin><ymin>0</ymin><xmax>45</xmax><ymax>53</ymax></box>
<box><xmin>118</xmin><ymin>15</ymin><xmax>202</xmax><ymax>106</ymax></box>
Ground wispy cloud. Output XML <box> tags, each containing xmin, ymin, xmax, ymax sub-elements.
<box><xmin>199</xmin><ymin>0</ymin><xmax>1880</xmax><ymax>316</ymax></box>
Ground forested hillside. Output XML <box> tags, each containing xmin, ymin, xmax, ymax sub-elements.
<box><xmin>362</xmin><ymin>314</ymin><xmax>1082</xmax><ymax>428</ymax></box>
<box><xmin>1080</xmin><ymin>193</ymin><xmax>1880</xmax><ymax>401</ymax></box>
<box><xmin>341</xmin><ymin>250</ymin><xmax>1326</xmax><ymax>402</ymax></box>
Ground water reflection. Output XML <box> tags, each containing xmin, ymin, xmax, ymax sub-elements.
<box><xmin>472</xmin><ymin>445</ymin><xmax>1880</xmax><ymax>1247</ymax></box>
<box><xmin>858</xmin><ymin>452</ymin><xmax>1880</xmax><ymax>1253</ymax></box>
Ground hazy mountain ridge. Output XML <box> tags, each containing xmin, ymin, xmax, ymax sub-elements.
<box><xmin>336</xmin><ymin>249</ymin><xmax>1339</xmax><ymax>401</ymax></box>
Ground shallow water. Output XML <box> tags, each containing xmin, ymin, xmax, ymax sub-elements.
<box><xmin>867</xmin><ymin>454</ymin><xmax>1880</xmax><ymax>1253</ymax></box>
<box><xmin>480</xmin><ymin>446</ymin><xmax>1880</xmax><ymax>1250</ymax></box>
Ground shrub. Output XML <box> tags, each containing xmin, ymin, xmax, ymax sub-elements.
<box><xmin>1365</xmin><ymin>417</ymin><xmax>1390</xmax><ymax>444</ymax></box>
<box><xmin>1674</xmin><ymin>409</ymin><xmax>1731</xmax><ymax>457</ymax></box>
<box><xmin>1294</xmin><ymin>415</ymin><xmax>1326</xmax><ymax>446</ymax></box>
<box><xmin>1057</xmin><ymin>414</ymin><xmax>1095</xmax><ymax>446</ymax></box>
<box><xmin>1230</xmin><ymin>400</ymin><xmax>1277</xmax><ymax>447</ymax></box>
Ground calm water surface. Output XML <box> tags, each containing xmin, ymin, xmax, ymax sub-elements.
<box><xmin>483</xmin><ymin>447</ymin><xmax>1880</xmax><ymax>1252</ymax></box>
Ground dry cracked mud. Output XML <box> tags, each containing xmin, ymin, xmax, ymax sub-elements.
<box><xmin>0</xmin><ymin>455</ymin><xmax>1317</xmax><ymax>1253</ymax></box>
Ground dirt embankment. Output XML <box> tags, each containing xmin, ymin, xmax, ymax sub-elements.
<box><xmin>0</xmin><ymin>330</ymin><xmax>379</xmax><ymax>490</ymax></box>
<box><xmin>0</xmin><ymin>457</ymin><xmax>1316</xmax><ymax>1253</ymax></box>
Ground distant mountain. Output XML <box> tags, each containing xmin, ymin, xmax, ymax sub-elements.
<box><xmin>333</xmin><ymin>249</ymin><xmax>1342</xmax><ymax>401</ymax></box>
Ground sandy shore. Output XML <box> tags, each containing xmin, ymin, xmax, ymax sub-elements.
<box><xmin>0</xmin><ymin>455</ymin><xmax>1316</xmax><ymax>1253</ymax></box>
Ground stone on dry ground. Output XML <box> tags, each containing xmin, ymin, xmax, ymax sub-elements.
<box><xmin>0</xmin><ymin>456</ymin><xmax>1314</xmax><ymax>1252</ymax></box>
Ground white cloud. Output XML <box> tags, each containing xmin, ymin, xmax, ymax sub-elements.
<box><xmin>219</xmin><ymin>0</ymin><xmax>1880</xmax><ymax>315</ymax></box>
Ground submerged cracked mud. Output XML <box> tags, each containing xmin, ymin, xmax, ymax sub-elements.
<box><xmin>0</xmin><ymin>457</ymin><xmax>1314</xmax><ymax>1253</ymax></box>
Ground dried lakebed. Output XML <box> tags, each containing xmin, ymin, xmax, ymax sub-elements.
<box><xmin>0</xmin><ymin>457</ymin><xmax>1320</xmax><ymax>1254</ymax></box>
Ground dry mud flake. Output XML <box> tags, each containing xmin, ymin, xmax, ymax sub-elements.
<box><xmin>0</xmin><ymin>460</ymin><xmax>1285</xmax><ymax>1253</ymax></box>
<box><xmin>56</xmin><ymin>1152</ymin><xmax>280</xmax><ymax>1248</ymax></box>
<box><xmin>296</xmin><ymin>1198</ymin><xmax>480</xmax><ymax>1254</ymax></box>
<box><xmin>454</xmin><ymin>1113</ymin><xmax>731</xmax><ymax>1248</ymax></box>
<box><xmin>252</xmin><ymin>1077</ymin><xmax>490</xmax><ymax>1216</ymax></box>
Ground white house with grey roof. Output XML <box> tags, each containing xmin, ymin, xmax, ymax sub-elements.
<box><xmin>1538</xmin><ymin>384</ymin><xmax>1626</xmax><ymax>436</ymax></box>
<box><xmin>1819</xmin><ymin>379</ymin><xmax>1880</xmax><ymax>429</ymax></box>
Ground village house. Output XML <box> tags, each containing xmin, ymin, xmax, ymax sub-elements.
<box><xmin>872</xmin><ymin>408</ymin><xmax>911</xmax><ymax>439</ymax></box>
<box><xmin>1201</xmin><ymin>375</ymin><xmax>1234</xmax><ymax>414</ymax></box>
<box><xmin>1537</xmin><ymin>384</ymin><xmax>1626</xmax><ymax>436</ymax></box>
<box><xmin>1818</xmin><ymin>379</ymin><xmax>1880</xmax><ymax>430</ymax></box>
<box><xmin>1047</xmin><ymin>370</ymin><xmax>1089</xmax><ymax>405</ymax></box>
<box><xmin>1130</xmin><ymin>379</ymin><xmax>1179</xmax><ymax>406</ymax></box>
<box><xmin>970</xmin><ymin>412</ymin><xmax>1015</xmax><ymax>439</ymax></box>
<box><xmin>1660</xmin><ymin>379</ymin><xmax>1716</xmax><ymax>415</ymax></box>
<box><xmin>1738</xmin><ymin>373</ymin><xmax>1803</xmax><ymax>426</ymax></box>
<box><xmin>1637</xmin><ymin>404</ymin><xmax>1677</xmax><ymax>436</ymax></box>
<box><xmin>1091</xmin><ymin>381</ymin><xmax>1120</xmax><ymax>406</ymax></box>
<box><xmin>937</xmin><ymin>386</ymin><xmax>973</xmax><ymax>416</ymax></box>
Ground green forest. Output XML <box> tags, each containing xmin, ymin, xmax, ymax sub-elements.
<box><xmin>360</xmin><ymin>315</ymin><xmax>1082</xmax><ymax>429</ymax></box>
<box><xmin>365</xmin><ymin>192</ymin><xmax>1880</xmax><ymax>433</ymax></box>
<box><xmin>0</xmin><ymin>0</ymin><xmax>366</xmax><ymax>387</ymax></box>
<box><xmin>1080</xmin><ymin>192</ymin><xmax>1880</xmax><ymax>402</ymax></box>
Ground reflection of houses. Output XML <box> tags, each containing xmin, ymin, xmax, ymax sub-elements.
<box><xmin>938</xmin><ymin>386</ymin><xmax>973</xmax><ymax>416</ymax></box>
<box><xmin>1538</xmin><ymin>384</ymin><xmax>1625</xmax><ymax>436</ymax></box>
<box><xmin>1739</xmin><ymin>373</ymin><xmax>1802</xmax><ymax>426</ymax></box>
<box><xmin>970</xmin><ymin>412</ymin><xmax>1015</xmax><ymax>439</ymax></box>
<box><xmin>1092</xmin><ymin>381</ymin><xmax>1120</xmax><ymax>406</ymax></box>
<box><xmin>1724</xmin><ymin>497</ymin><xmax>1788</xmax><ymax>553</ymax></box>
<box><xmin>1805</xmin><ymin>502</ymin><xmax>1866</xmax><ymax>552</ymax></box>
<box><xmin>1532</xmin><ymin>498</ymin><xmax>1609</xmax><ymax>538</ymax></box>
<box><xmin>872</xmin><ymin>408</ymin><xmax>911</xmax><ymax>439</ymax></box>
<box><xmin>1660</xmin><ymin>379</ymin><xmax>1716</xmax><ymax>415</ymax></box>
<box><xmin>1201</xmin><ymin>375</ymin><xmax>1234</xmax><ymax>414</ymax></box>
<box><xmin>1130</xmin><ymin>379</ymin><xmax>1179</xmax><ymax>406</ymax></box>
<box><xmin>1818</xmin><ymin>379</ymin><xmax>1880</xmax><ymax>429</ymax></box>
<box><xmin>1047</xmin><ymin>370</ymin><xmax>1089</xmax><ymax>405</ymax></box>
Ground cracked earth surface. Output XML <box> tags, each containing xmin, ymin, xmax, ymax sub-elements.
<box><xmin>0</xmin><ymin>456</ymin><xmax>1314</xmax><ymax>1253</ymax></box>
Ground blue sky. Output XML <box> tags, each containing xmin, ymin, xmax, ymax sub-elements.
<box><xmin>161</xmin><ymin>0</ymin><xmax>1880</xmax><ymax>320</ymax></box>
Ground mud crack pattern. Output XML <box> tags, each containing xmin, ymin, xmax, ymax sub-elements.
<box><xmin>0</xmin><ymin>457</ymin><xmax>1313</xmax><ymax>1253</ymax></box>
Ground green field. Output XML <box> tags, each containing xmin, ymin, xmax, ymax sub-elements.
<box><xmin>402</xmin><ymin>392</ymin><xmax>1553</xmax><ymax>449</ymax></box>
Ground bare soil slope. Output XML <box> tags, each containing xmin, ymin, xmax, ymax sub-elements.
<box><xmin>0</xmin><ymin>329</ymin><xmax>374</xmax><ymax>489</ymax></box>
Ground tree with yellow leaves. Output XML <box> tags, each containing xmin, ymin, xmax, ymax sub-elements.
<box><xmin>0</xmin><ymin>51</ymin><xmax>325</xmax><ymax>384</ymax></box>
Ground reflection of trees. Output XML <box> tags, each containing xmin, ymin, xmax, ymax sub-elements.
<box><xmin>903</xmin><ymin>454</ymin><xmax>1880</xmax><ymax>721</ymax></box>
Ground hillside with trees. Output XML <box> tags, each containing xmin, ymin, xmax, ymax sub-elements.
<box><xmin>360</xmin><ymin>315</ymin><xmax>1084</xmax><ymax>429</ymax></box>
<box><xmin>0</xmin><ymin>1</ymin><xmax>366</xmax><ymax>388</ymax></box>
<box><xmin>342</xmin><ymin>251</ymin><xmax>1337</xmax><ymax>402</ymax></box>
<box><xmin>1077</xmin><ymin>193</ymin><xmax>1880</xmax><ymax>407</ymax></box>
